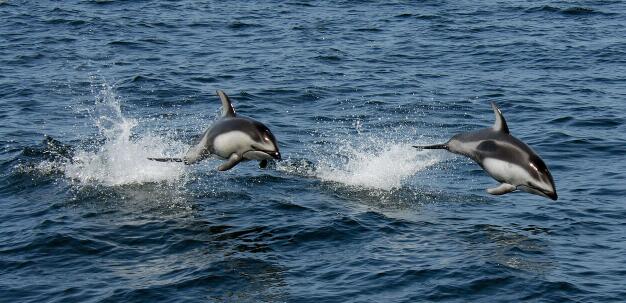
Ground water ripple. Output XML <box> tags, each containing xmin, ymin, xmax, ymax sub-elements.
<box><xmin>1</xmin><ymin>0</ymin><xmax>626</xmax><ymax>302</ymax></box>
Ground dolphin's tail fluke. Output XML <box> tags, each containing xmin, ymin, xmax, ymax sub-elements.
<box><xmin>147</xmin><ymin>157</ymin><xmax>185</xmax><ymax>163</ymax></box>
<box><xmin>412</xmin><ymin>143</ymin><xmax>448</xmax><ymax>150</ymax></box>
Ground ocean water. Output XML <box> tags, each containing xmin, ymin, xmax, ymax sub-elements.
<box><xmin>1</xmin><ymin>0</ymin><xmax>626</xmax><ymax>302</ymax></box>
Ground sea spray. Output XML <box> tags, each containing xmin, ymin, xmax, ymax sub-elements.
<box><xmin>62</xmin><ymin>83</ymin><xmax>188</xmax><ymax>186</ymax></box>
<box><xmin>274</xmin><ymin>115</ymin><xmax>443</xmax><ymax>191</ymax></box>
<box><xmin>314</xmin><ymin>137</ymin><xmax>441</xmax><ymax>190</ymax></box>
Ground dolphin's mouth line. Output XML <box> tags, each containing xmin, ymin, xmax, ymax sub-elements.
<box><xmin>247</xmin><ymin>148</ymin><xmax>281</xmax><ymax>160</ymax></box>
<box><xmin>534</xmin><ymin>185</ymin><xmax>556</xmax><ymax>197</ymax></box>
<box><xmin>521</xmin><ymin>184</ymin><xmax>558</xmax><ymax>200</ymax></box>
<box><xmin>254</xmin><ymin>149</ymin><xmax>278</xmax><ymax>155</ymax></box>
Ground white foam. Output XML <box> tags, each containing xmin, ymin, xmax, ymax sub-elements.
<box><xmin>64</xmin><ymin>135</ymin><xmax>187</xmax><ymax>186</ymax></box>
<box><xmin>62</xmin><ymin>83</ymin><xmax>188</xmax><ymax>186</ymax></box>
<box><xmin>315</xmin><ymin>137</ymin><xmax>441</xmax><ymax>190</ymax></box>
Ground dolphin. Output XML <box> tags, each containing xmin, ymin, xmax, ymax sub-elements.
<box><xmin>413</xmin><ymin>103</ymin><xmax>557</xmax><ymax>200</ymax></box>
<box><xmin>148</xmin><ymin>90</ymin><xmax>281</xmax><ymax>171</ymax></box>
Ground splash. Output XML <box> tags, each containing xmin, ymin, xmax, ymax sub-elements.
<box><xmin>314</xmin><ymin>136</ymin><xmax>441</xmax><ymax>190</ymax></box>
<box><xmin>62</xmin><ymin>83</ymin><xmax>188</xmax><ymax>186</ymax></box>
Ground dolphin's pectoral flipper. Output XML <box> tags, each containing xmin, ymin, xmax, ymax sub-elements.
<box><xmin>217</xmin><ymin>90</ymin><xmax>236</xmax><ymax>118</ymax></box>
<box><xmin>487</xmin><ymin>183</ymin><xmax>517</xmax><ymax>195</ymax></box>
<box><xmin>412</xmin><ymin>143</ymin><xmax>448</xmax><ymax>150</ymax></box>
<box><xmin>218</xmin><ymin>154</ymin><xmax>242</xmax><ymax>171</ymax></box>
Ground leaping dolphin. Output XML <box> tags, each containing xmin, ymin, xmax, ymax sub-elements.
<box><xmin>414</xmin><ymin>103</ymin><xmax>557</xmax><ymax>200</ymax></box>
<box><xmin>149</xmin><ymin>90</ymin><xmax>281</xmax><ymax>171</ymax></box>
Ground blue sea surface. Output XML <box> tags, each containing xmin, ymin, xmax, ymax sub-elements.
<box><xmin>1</xmin><ymin>1</ymin><xmax>626</xmax><ymax>302</ymax></box>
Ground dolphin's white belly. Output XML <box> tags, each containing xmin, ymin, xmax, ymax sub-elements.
<box><xmin>213</xmin><ymin>131</ymin><xmax>255</xmax><ymax>158</ymax></box>
<box><xmin>481</xmin><ymin>158</ymin><xmax>530</xmax><ymax>186</ymax></box>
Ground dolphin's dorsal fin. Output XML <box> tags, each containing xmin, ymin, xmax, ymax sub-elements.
<box><xmin>217</xmin><ymin>90</ymin><xmax>236</xmax><ymax>118</ymax></box>
<box><xmin>491</xmin><ymin>102</ymin><xmax>509</xmax><ymax>134</ymax></box>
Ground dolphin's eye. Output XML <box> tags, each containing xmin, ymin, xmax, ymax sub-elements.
<box><xmin>263</xmin><ymin>134</ymin><xmax>271</xmax><ymax>142</ymax></box>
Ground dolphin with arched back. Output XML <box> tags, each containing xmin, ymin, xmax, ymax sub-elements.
<box><xmin>413</xmin><ymin>103</ymin><xmax>557</xmax><ymax>200</ymax></box>
<box><xmin>148</xmin><ymin>90</ymin><xmax>281</xmax><ymax>171</ymax></box>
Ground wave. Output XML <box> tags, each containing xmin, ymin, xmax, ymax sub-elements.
<box><xmin>524</xmin><ymin>5</ymin><xmax>614</xmax><ymax>17</ymax></box>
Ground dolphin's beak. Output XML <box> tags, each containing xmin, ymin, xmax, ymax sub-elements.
<box><xmin>545</xmin><ymin>190</ymin><xmax>558</xmax><ymax>201</ymax></box>
<box><xmin>542</xmin><ymin>181</ymin><xmax>558</xmax><ymax>201</ymax></box>
<box><xmin>537</xmin><ymin>187</ymin><xmax>558</xmax><ymax>201</ymax></box>
<box><xmin>520</xmin><ymin>184</ymin><xmax>558</xmax><ymax>201</ymax></box>
<box><xmin>268</xmin><ymin>151</ymin><xmax>281</xmax><ymax>160</ymax></box>
<box><xmin>250</xmin><ymin>145</ymin><xmax>281</xmax><ymax>160</ymax></box>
